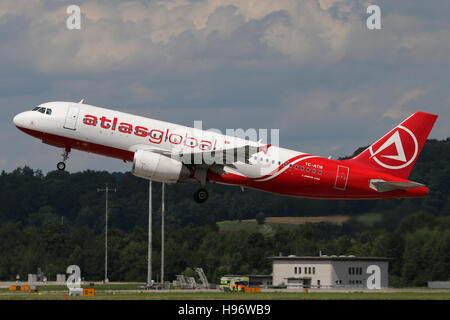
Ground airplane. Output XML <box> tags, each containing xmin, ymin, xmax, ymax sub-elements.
<box><xmin>13</xmin><ymin>101</ymin><xmax>438</xmax><ymax>203</ymax></box>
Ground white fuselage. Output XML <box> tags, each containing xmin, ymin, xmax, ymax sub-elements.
<box><xmin>13</xmin><ymin>101</ymin><xmax>433</xmax><ymax>201</ymax></box>
<box><xmin>13</xmin><ymin>101</ymin><xmax>304</xmax><ymax>179</ymax></box>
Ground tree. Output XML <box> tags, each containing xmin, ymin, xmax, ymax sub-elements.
<box><xmin>256</xmin><ymin>212</ymin><xmax>265</xmax><ymax>225</ymax></box>
<box><xmin>182</xmin><ymin>267</ymin><xmax>195</xmax><ymax>278</ymax></box>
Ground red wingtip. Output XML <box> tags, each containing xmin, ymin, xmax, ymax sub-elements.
<box><xmin>259</xmin><ymin>144</ymin><xmax>272</xmax><ymax>154</ymax></box>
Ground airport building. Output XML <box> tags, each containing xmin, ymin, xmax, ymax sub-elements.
<box><xmin>271</xmin><ymin>255</ymin><xmax>389</xmax><ymax>289</ymax></box>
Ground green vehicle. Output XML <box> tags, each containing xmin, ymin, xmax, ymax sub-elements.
<box><xmin>220</xmin><ymin>276</ymin><xmax>249</xmax><ymax>292</ymax></box>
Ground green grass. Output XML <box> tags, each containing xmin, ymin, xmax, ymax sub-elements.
<box><xmin>218</xmin><ymin>220</ymin><xmax>262</xmax><ymax>232</ymax></box>
<box><xmin>218</xmin><ymin>214</ymin><xmax>384</xmax><ymax>232</ymax></box>
<box><xmin>356</xmin><ymin>213</ymin><xmax>383</xmax><ymax>227</ymax></box>
<box><xmin>0</xmin><ymin>291</ymin><xmax>449</xmax><ymax>300</ymax></box>
<box><xmin>217</xmin><ymin>220</ymin><xmax>297</xmax><ymax>234</ymax></box>
<box><xmin>217</xmin><ymin>215</ymin><xmax>371</xmax><ymax>234</ymax></box>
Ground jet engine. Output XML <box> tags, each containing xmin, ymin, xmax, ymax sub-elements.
<box><xmin>131</xmin><ymin>150</ymin><xmax>190</xmax><ymax>183</ymax></box>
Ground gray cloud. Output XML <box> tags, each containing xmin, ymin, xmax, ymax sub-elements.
<box><xmin>1</xmin><ymin>0</ymin><xmax>449</xmax><ymax>173</ymax></box>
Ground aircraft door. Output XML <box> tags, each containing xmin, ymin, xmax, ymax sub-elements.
<box><xmin>63</xmin><ymin>105</ymin><xmax>80</xmax><ymax>130</ymax></box>
<box><xmin>334</xmin><ymin>165</ymin><xmax>349</xmax><ymax>190</ymax></box>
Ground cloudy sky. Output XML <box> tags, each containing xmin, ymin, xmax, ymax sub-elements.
<box><xmin>1</xmin><ymin>0</ymin><xmax>449</xmax><ymax>173</ymax></box>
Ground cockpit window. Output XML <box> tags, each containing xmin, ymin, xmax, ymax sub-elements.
<box><xmin>32</xmin><ymin>106</ymin><xmax>52</xmax><ymax>115</ymax></box>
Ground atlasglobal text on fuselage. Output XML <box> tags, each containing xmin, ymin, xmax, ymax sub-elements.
<box><xmin>13</xmin><ymin>101</ymin><xmax>438</xmax><ymax>203</ymax></box>
<box><xmin>82</xmin><ymin>114</ymin><xmax>221</xmax><ymax>151</ymax></box>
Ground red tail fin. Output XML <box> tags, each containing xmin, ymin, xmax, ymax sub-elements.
<box><xmin>349</xmin><ymin>111</ymin><xmax>438</xmax><ymax>179</ymax></box>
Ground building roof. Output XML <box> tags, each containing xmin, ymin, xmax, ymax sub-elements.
<box><xmin>223</xmin><ymin>274</ymin><xmax>272</xmax><ymax>278</ymax></box>
<box><xmin>271</xmin><ymin>255</ymin><xmax>390</xmax><ymax>262</ymax></box>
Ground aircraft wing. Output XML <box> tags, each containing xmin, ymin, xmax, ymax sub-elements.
<box><xmin>171</xmin><ymin>143</ymin><xmax>272</xmax><ymax>166</ymax></box>
<box><xmin>129</xmin><ymin>143</ymin><xmax>272</xmax><ymax>166</ymax></box>
<box><xmin>369</xmin><ymin>179</ymin><xmax>425</xmax><ymax>192</ymax></box>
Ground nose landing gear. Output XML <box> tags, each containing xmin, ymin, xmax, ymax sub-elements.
<box><xmin>57</xmin><ymin>148</ymin><xmax>71</xmax><ymax>171</ymax></box>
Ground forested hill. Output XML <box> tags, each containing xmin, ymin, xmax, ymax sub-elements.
<box><xmin>0</xmin><ymin>138</ymin><xmax>448</xmax><ymax>285</ymax></box>
<box><xmin>0</xmin><ymin>138</ymin><xmax>449</xmax><ymax>231</ymax></box>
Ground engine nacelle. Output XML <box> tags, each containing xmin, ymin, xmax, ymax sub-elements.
<box><xmin>131</xmin><ymin>150</ymin><xmax>190</xmax><ymax>183</ymax></box>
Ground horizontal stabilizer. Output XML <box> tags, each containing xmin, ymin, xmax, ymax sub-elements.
<box><xmin>369</xmin><ymin>179</ymin><xmax>424</xmax><ymax>192</ymax></box>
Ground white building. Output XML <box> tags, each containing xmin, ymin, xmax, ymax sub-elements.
<box><xmin>271</xmin><ymin>255</ymin><xmax>389</xmax><ymax>289</ymax></box>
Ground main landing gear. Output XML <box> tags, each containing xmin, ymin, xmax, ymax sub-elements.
<box><xmin>193</xmin><ymin>167</ymin><xmax>209</xmax><ymax>204</ymax></box>
<box><xmin>57</xmin><ymin>148</ymin><xmax>71</xmax><ymax>171</ymax></box>
<box><xmin>194</xmin><ymin>188</ymin><xmax>209</xmax><ymax>203</ymax></box>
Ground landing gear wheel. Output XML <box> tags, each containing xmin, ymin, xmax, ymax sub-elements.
<box><xmin>57</xmin><ymin>148</ymin><xmax>70</xmax><ymax>171</ymax></box>
<box><xmin>57</xmin><ymin>161</ymin><xmax>66</xmax><ymax>171</ymax></box>
<box><xmin>194</xmin><ymin>188</ymin><xmax>209</xmax><ymax>203</ymax></box>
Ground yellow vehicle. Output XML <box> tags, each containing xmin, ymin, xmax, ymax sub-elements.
<box><xmin>220</xmin><ymin>276</ymin><xmax>249</xmax><ymax>292</ymax></box>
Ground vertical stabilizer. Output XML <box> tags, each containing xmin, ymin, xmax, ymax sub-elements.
<box><xmin>348</xmin><ymin>111</ymin><xmax>438</xmax><ymax>179</ymax></box>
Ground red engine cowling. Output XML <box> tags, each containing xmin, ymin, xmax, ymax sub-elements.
<box><xmin>131</xmin><ymin>150</ymin><xmax>190</xmax><ymax>183</ymax></box>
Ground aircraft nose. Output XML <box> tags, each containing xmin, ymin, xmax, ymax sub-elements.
<box><xmin>13</xmin><ymin>112</ymin><xmax>25</xmax><ymax>127</ymax></box>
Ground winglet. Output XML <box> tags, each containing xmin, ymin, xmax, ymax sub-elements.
<box><xmin>258</xmin><ymin>144</ymin><xmax>272</xmax><ymax>154</ymax></box>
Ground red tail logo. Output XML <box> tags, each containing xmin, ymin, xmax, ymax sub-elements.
<box><xmin>348</xmin><ymin>111</ymin><xmax>438</xmax><ymax>179</ymax></box>
<box><xmin>369</xmin><ymin>126</ymin><xmax>418</xmax><ymax>170</ymax></box>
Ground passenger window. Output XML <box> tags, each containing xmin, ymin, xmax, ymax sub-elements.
<box><xmin>46</xmin><ymin>109</ymin><xmax>52</xmax><ymax>115</ymax></box>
